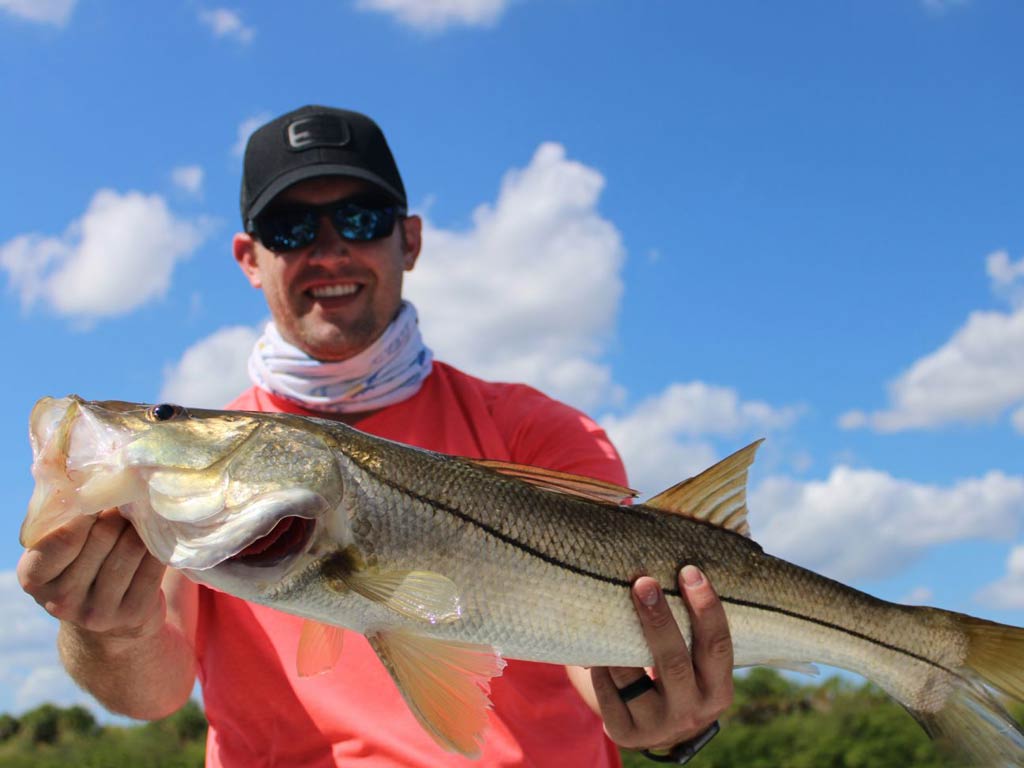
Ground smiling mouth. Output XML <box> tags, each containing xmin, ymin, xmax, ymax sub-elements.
<box><xmin>309</xmin><ymin>284</ymin><xmax>359</xmax><ymax>300</ymax></box>
<box><xmin>229</xmin><ymin>517</ymin><xmax>314</xmax><ymax>568</ymax></box>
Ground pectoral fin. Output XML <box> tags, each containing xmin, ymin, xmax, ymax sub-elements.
<box><xmin>368</xmin><ymin>630</ymin><xmax>506</xmax><ymax>757</ymax></box>
<box><xmin>325</xmin><ymin>554</ymin><xmax>462</xmax><ymax>625</ymax></box>
<box><xmin>296</xmin><ymin>620</ymin><xmax>345</xmax><ymax>678</ymax></box>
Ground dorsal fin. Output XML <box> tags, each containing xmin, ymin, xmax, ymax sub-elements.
<box><xmin>645</xmin><ymin>439</ymin><xmax>763</xmax><ymax>537</ymax></box>
<box><xmin>469</xmin><ymin>459</ymin><xmax>637</xmax><ymax>505</ymax></box>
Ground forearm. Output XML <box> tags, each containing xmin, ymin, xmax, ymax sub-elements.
<box><xmin>58</xmin><ymin>619</ymin><xmax>197</xmax><ymax>720</ymax></box>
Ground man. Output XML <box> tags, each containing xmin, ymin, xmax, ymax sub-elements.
<box><xmin>18</xmin><ymin>106</ymin><xmax>734</xmax><ymax>766</ymax></box>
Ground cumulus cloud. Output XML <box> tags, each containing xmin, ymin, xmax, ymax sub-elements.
<box><xmin>0</xmin><ymin>571</ymin><xmax>78</xmax><ymax>714</ymax></box>
<box><xmin>198</xmin><ymin>8</ymin><xmax>254</xmax><ymax>43</ymax></box>
<box><xmin>976</xmin><ymin>546</ymin><xmax>1024</xmax><ymax>609</ymax></box>
<box><xmin>751</xmin><ymin>467</ymin><xmax>1024</xmax><ymax>582</ymax></box>
<box><xmin>988</xmin><ymin>250</ymin><xmax>1024</xmax><ymax>309</ymax></box>
<box><xmin>160</xmin><ymin>325</ymin><xmax>261</xmax><ymax>408</ymax></box>
<box><xmin>1013</xmin><ymin>406</ymin><xmax>1024</xmax><ymax>436</ymax></box>
<box><xmin>233</xmin><ymin>113</ymin><xmax>271</xmax><ymax>157</ymax></box>
<box><xmin>172</xmin><ymin>165</ymin><xmax>204</xmax><ymax>196</ymax></box>
<box><xmin>355</xmin><ymin>0</ymin><xmax>513</xmax><ymax>32</ymax></box>
<box><xmin>407</xmin><ymin>142</ymin><xmax>625</xmax><ymax>411</ymax></box>
<box><xmin>840</xmin><ymin>252</ymin><xmax>1024</xmax><ymax>432</ymax></box>
<box><xmin>600</xmin><ymin>382</ymin><xmax>804</xmax><ymax>494</ymax></box>
<box><xmin>0</xmin><ymin>0</ymin><xmax>75</xmax><ymax>25</ymax></box>
<box><xmin>0</xmin><ymin>190</ymin><xmax>208</xmax><ymax>322</ymax></box>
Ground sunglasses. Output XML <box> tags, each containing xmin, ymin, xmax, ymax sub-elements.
<box><xmin>250</xmin><ymin>198</ymin><xmax>406</xmax><ymax>252</ymax></box>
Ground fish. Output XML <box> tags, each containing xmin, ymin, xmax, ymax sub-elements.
<box><xmin>20</xmin><ymin>395</ymin><xmax>1024</xmax><ymax>764</ymax></box>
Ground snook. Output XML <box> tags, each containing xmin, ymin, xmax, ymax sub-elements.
<box><xmin>21</xmin><ymin>396</ymin><xmax>1024</xmax><ymax>763</ymax></box>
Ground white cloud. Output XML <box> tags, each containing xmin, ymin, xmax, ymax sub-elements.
<box><xmin>233</xmin><ymin>113</ymin><xmax>271</xmax><ymax>157</ymax></box>
<box><xmin>0</xmin><ymin>0</ymin><xmax>75</xmax><ymax>25</ymax></box>
<box><xmin>198</xmin><ymin>8</ymin><xmax>254</xmax><ymax>43</ymax></box>
<box><xmin>988</xmin><ymin>250</ymin><xmax>1024</xmax><ymax>309</ymax></box>
<box><xmin>976</xmin><ymin>546</ymin><xmax>1024</xmax><ymax>609</ymax></box>
<box><xmin>840</xmin><ymin>254</ymin><xmax>1024</xmax><ymax>433</ymax></box>
<box><xmin>172</xmin><ymin>165</ymin><xmax>204</xmax><ymax>196</ymax></box>
<box><xmin>0</xmin><ymin>572</ymin><xmax>138</xmax><ymax>718</ymax></box>
<box><xmin>160</xmin><ymin>325</ymin><xmax>261</xmax><ymax>408</ymax></box>
<box><xmin>751</xmin><ymin>467</ymin><xmax>1024</xmax><ymax>582</ymax></box>
<box><xmin>599</xmin><ymin>382</ymin><xmax>803</xmax><ymax>495</ymax></box>
<box><xmin>0</xmin><ymin>571</ymin><xmax>70</xmax><ymax>713</ymax></box>
<box><xmin>0</xmin><ymin>190</ymin><xmax>208</xmax><ymax>322</ymax></box>
<box><xmin>1013</xmin><ymin>406</ymin><xmax>1024</xmax><ymax>436</ymax></box>
<box><xmin>355</xmin><ymin>0</ymin><xmax>513</xmax><ymax>32</ymax></box>
<box><xmin>840</xmin><ymin>308</ymin><xmax>1024</xmax><ymax>432</ymax></box>
<box><xmin>407</xmin><ymin>142</ymin><xmax>625</xmax><ymax>411</ymax></box>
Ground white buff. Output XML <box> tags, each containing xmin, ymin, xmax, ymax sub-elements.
<box><xmin>248</xmin><ymin>301</ymin><xmax>434</xmax><ymax>413</ymax></box>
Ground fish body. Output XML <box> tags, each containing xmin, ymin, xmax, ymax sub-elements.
<box><xmin>21</xmin><ymin>396</ymin><xmax>1024</xmax><ymax>763</ymax></box>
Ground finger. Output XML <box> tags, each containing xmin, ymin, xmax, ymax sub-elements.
<box><xmin>680</xmin><ymin>565</ymin><xmax>733</xmax><ymax>708</ymax></box>
<box><xmin>89</xmin><ymin>523</ymin><xmax>151</xmax><ymax>617</ymax></box>
<box><xmin>17</xmin><ymin>515</ymin><xmax>97</xmax><ymax>588</ymax></box>
<box><xmin>50</xmin><ymin>514</ymin><xmax>131</xmax><ymax>608</ymax></box>
<box><xmin>631</xmin><ymin>576</ymin><xmax>699</xmax><ymax>700</ymax></box>
<box><xmin>590</xmin><ymin>666</ymin><xmax>640</xmax><ymax>744</ymax></box>
<box><xmin>119</xmin><ymin>552</ymin><xmax>167</xmax><ymax>623</ymax></box>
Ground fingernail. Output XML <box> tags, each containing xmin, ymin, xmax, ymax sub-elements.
<box><xmin>682</xmin><ymin>565</ymin><xmax>704</xmax><ymax>587</ymax></box>
<box><xmin>635</xmin><ymin>579</ymin><xmax>661</xmax><ymax>607</ymax></box>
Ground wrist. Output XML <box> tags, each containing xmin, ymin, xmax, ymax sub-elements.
<box><xmin>59</xmin><ymin>615</ymin><xmax>165</xmax><ymax>659</ymax></box>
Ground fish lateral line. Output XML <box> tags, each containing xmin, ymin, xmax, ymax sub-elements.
<box><xmin>352</xmin><ymin>462</ymin><xmax>668</xmax><ymax>592</ymax></box>
<box><xmin>719</xmin><ymin>595</ymin><xmax>960</xmax><ymax>680</ymax></box>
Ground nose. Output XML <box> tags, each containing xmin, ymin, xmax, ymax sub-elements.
<box><xmin>306</xmin><ymin>213</ymin><xmax>350</xmax><ymax>260</ymax></box>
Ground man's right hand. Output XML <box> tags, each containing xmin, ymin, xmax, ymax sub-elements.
<box><xmin>17</xmin><ymin>509</ymin><xmax>168</xmax><ymax>642</ymax></box>
<box><xmin>17</xmin><ymin>508</ymin><xmax>199</xmax><ymax>721</ymax></box>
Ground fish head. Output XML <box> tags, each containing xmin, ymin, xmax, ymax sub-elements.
<box><xmin>22</xmin><ymin>396</ymin><xmax>347</xmax><ymax>581</ymax></box>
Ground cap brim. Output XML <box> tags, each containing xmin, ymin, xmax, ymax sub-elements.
<box><xmin>245</xmin><ymin>164</ymin><xmax>406</xmax><ymax>226</ymax></box>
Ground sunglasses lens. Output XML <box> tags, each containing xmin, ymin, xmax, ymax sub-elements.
<box><xmin>255</xmin><ymin>208</ymin><xmax>319</xmax><ymax>251</ymax></box>
<box><xmin>332</xmin><ymin>203</ymin><xmax>396</xmax><ymax>241</ymax></box>
<box><xmin>253</xmin><ymin>201</ymin><xmax>400</xmax><ymax>250</ymax></box>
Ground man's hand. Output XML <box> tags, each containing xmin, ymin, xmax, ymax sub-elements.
<box><xmin>590</xmin><ymin>565</ymin><xmax>734</xmax><ymax>752</ymax></box>
<box><xmin>17</xmin><ymin>509</ymin><xmax>198</xmax><ymax>721</ymax></box>
<box><xmin>17</xmin><ymin>509</ymin><xmax>168</xmax><ymax>642</ymax></box>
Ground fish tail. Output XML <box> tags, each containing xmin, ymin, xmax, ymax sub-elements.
<box><xmin>906</xmin><ymin>615</ymin><xmax>1024</xmax><ymax>766</ymax></box>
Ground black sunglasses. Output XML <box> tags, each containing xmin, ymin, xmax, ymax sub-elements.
<box><xmin>250</xmin><ymin>198</ymin><xmax>406</xmax><ymax>252</ymax></box>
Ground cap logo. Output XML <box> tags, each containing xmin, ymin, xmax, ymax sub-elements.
<box><xmin>287</xmin><ymin>115</ymin><xmax>351</xmax><ymax>151</ymax></box>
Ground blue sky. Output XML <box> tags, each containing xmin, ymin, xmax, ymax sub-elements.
<box><xmin>1</xmin><ymin>0</ymin><xmax>1022</xmax><ymax>718</ymax></box>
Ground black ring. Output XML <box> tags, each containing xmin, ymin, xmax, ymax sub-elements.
<box><xmin>617</xmin><ymin>674</ymin><xmax>656</xmax><ymax>703</ymax></box>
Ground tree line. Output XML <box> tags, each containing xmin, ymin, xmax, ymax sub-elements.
<box><xmin>3</xmin><ymin>669</ymin><xmax>1019</xmax><ymax>766</ymax></box>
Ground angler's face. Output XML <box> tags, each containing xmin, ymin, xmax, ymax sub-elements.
<box><xmin>234</xmin><ymin>176</ymin><xmax>422</xmax><ymax>362</ymax></box>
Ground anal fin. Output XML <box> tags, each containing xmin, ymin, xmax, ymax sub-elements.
<box><xmin>368</xmin><ymin>630</ymin><xmax>506</xmax><ymax>757</ymax></box>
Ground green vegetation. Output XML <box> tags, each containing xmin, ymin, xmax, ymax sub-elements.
<box><xmin>622</xmin><ymin>668</ymin><xmax>1024</xmax><ymax>768</ymax></box>
<box><xmin>1</xmin><ymin>672</ymin><xmax>1020</xmax><ymax>766</ymax></box>
<box><xmin>0</xmin><ymin>700</ymin><xmax>206</xmax><ymax>768</ymax></box>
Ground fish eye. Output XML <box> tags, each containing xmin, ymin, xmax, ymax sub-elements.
<box><xmin>149</xmin><ymin>403</ymin><xmax>187</xmax><ymax>421</ymax></box>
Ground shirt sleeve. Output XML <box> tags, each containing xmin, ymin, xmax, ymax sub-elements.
<box><xmin>487</xmin><ymin>384</ymin><xmax>629</xmax><ymax>488</ymax></box>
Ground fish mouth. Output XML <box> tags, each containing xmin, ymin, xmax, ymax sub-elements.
<box><xmin>227</xmin><ymin>516</ymin><xmax>315</xmax><ymax>568</ymax></box>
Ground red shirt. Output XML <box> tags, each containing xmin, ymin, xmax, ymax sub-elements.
<box><xmin>197</xmin><ymin>361</ymin><xmax>628</xmax><ymax>767</ymax></box>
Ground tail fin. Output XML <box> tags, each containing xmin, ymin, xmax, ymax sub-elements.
<box><xmin>908</xmin><ymin>616</ymin><xmax>1024</xmax><ymax>766</ymax></box>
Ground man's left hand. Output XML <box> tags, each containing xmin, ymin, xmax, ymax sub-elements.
<box><xmin>589</xmin><ymin>565</ymin><xmax>734</xmax><ymax>752</ymax></box>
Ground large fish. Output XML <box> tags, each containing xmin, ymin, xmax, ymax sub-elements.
<box><xmin>20</xmin><ymin>396</ymin><xmax>1024</xmax><ymax>764</ymax></box>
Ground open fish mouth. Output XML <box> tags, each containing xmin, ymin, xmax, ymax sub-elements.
<box><xmin>227</xmin><ymin>516</ymin><xmax>316</xmax><ymax>568</ymax></box>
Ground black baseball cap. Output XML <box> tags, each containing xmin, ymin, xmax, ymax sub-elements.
<box><xmin>240</xmin><ymin>105</ymin><xmax>407</xmax><ymax>229</ymax></box>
